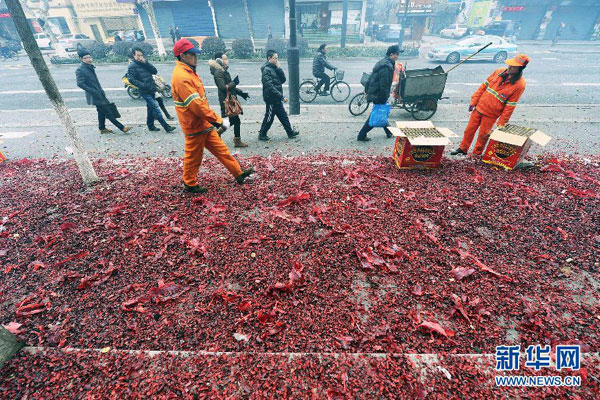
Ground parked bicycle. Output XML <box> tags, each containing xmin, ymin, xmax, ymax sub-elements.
<box><xmin>299</xmin><ymin>69</ymin><xmax>351</xmax><ymax>103</ymax></box>
<box><xmin>0</xmin><ymin>48</ymin><xmax>19</xmax><ymax>62</ymax></box>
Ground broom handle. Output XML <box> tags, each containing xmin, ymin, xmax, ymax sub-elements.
<box><xmin>446</xmin><ymin>42</ymin><xmax>493</xmax><ymax>74</ymax></box>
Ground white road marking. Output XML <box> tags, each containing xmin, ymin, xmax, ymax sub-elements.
<box><xmin>0</xmin><ymin>131</ymin><xmax>35</xmax><ymax>139</ymax></box>
<box><xmin>1</xmin><ymin>103</ymin><xmax>599</xmax><ymax>115</ymax></box>
<box><xmin>2</xmin><ymin>81</ymin><xmax>600</xmax><ymax>96</ymax></box>
<box><xmin>0</xmin><ymin>84</ymin><xmax>364</xmax><ymax>95</ymax></box>
<box><xmin>562</xmin><ymin>82</ymin><xmax>600</xmax><ymax>86</ymax></box>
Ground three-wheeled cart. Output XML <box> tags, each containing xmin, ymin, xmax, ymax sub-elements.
<box><xmin>348</xmin><ymin>66</ymin><xmax>447</xmax><ymax>120</ymax></box>
<box><xmin>348</xmin><ymin>43</ymin><xmax>492</xmax><ymax>120</ymax></box>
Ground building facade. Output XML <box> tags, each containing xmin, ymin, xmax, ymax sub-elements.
<box><xmin>499</xmin><ymin>0</ymin><xmax>600</xmax><ymax>40</ymax></box>
<box><xmin>131</xmin><ymin>0</ymin><xmax>367</xmax><ymax>43</ymax></box>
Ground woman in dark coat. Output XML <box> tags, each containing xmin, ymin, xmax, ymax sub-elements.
<box><xmin>209</xmin><ymin>52</ymin><xmax>250</xmax><ymax>147</ymax></box>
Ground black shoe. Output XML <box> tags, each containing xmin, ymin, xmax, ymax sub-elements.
<box><xmin>386</xmin><ymin>132</ymin><xmax>394</xmax><ymax>138</ymax></box>
<box><xmin>258</xmin><ymin>134</ymin><xmax>271</xmax><ymax>141</ymax></box>
<box><xmin>319</xmin><ymin>91</ymin><xmax>329</xmax><ymax>96</ymax></box>
<box><xmin>450</xmin><ymin>148</ymin><xmax>466</xmax><ymax>156</ymax></box>
<box><xmin>148</xmin><ymin>126</ymin><xmax>160</xmax><ymax>132</ymax></box>
<box><xmin>164</xmin><ymin>125</ymin><xmax>176</xmax><ymax>133</ymax></box>
<box><xmin>236</xmin><ymin>167</ymin><xmax>255</xmax><ymax>185</ymax></box>
<box><xmin>357</xmin><ymin>137</ymin><xmax>371</xmax><ymax>142</ymax></box>
<box><xmin>287</xmin><ymin>130</ymin><xmax>300</xmax><ymax>138</ymax></box>
<box><xmin>166</xmin><ymin>115</ymin><xmax>175</xmax><ymax>121</ymax></box>
<box><xmin>183</xmin><ymin>184</ymin><xmax>207</xmax><ymax>194</ymax></box>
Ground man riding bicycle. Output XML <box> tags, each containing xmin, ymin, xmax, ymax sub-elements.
<box><xmin>312</xmin><ymin>44</ymin><xmax>336</xmax><ymax>96</ymax></box>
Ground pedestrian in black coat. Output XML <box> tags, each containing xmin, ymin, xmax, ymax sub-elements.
<box><xmin>258</xmin><ymin>50</ymin><xmax>299</xmax><ymax>141</ymax></box>
<box><xmin>209</xmin><ymin>52</ymin><xmax>250</xmax><ymax>147</ymax></box>
<box><xmin>128</xmin><ymin>47</ymin><xmax>175</xmax><ymax>133</ymax></box>
<box><xmin>75</xmin><ymin>49</ymin><xmax>131</xmax><ymax>134</ymax></box>
<box><xmin>357</xmin><ymin>45</ymin><xmax>402</xmax><ymax>142</ymax></box>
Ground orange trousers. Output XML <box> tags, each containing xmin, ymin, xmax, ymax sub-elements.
<box><xmin>460</xmin><ymin>111</ymin><xmax>498</xmax><ymax>155</ymax></box>
<box><xmin>182</xmin><ymin>129</ymin><xmax>242</xmax><ymax>187</ymax></box>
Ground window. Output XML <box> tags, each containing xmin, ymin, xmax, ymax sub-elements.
<box><xmin>48</xmin><ymin>17</ymin><xmax>70</xmax><ymax>35</ymax></box>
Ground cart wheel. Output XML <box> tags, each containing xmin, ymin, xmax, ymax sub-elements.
<box><xmin>402</xmin><ymin>101</ymin><xmax>413</xmax><ymax>112</ymax></box>
<box><xmin>410</xmin><ymin>99</ymin><xmax>437</xmax><ymax>120</ymax></box>
<box><xmin>299</xmin><ymin>80</ymin><xmax>317</xmax><ymax>103</ymax></box>
<box><xmin>348</xmin><ymin>93</ymin><xmax>370</xmax><ymax>116</ymax></box>
<box><xmin>127</xmin><ymin>86</ymin><xmax>141</xmax><ymax>100</ymax></box>
<box><xmin>330</xmin><ymin>81</ymin><xmax>351</xmax><ymax>102</ymax></box>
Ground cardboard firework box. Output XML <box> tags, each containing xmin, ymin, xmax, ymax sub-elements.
<box><xmin>389</xmin><ymin>121</ymin><xmax>458</xmax><ymax>169</ymax></box>
<box><xmin>0</xmin><ymin>140</ymin><xmax>5</xmax><ymax>163</ymax></box>
<box><xmin>482</xmin><ymin>124</ymin><xmax>552</xmax><ymax>170</ymax></box>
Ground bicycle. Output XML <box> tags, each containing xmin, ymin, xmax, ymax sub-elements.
<box><xmin>299</xmin><ymin>69</ymin><xmax>351</xmax><ymax>103</ymax></box>
<box><xmin>0</xmin><ymin>48</ymin><xmax>19</xmax><ymax>62</ymax></box>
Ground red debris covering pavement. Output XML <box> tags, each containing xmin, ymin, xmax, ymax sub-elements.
<box><xmin>0</xmin><ymin>155</ymin><xmax>599</xmax><ymax>397</ymax></box>
<box><xmin>2</xmin><ymin>349</ymin><xmax>598</xmax><ymax>398</ymax></box>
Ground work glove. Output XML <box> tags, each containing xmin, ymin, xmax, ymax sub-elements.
<box><xmin>469</xmin><ymin>105</ymin><xmax>475</xmax><ymax>112</ymax></box>
<box><xmin>221</xmin><ymin>117</ymin><xmax>231</xmax><ymax>130</ymax></box>
<box><xmin>233</xmin><ymin>76</ymin><xmax>240</xmax><ymax>85</ymax></box>
<box><xmin>240</xmin><ymin>92</ymin><xmax>249</xmax><ymax>101</ymax></box>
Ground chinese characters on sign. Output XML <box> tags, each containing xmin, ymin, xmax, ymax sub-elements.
<box><xmin>495</xmin><ymin>345</ymin><xmax>581</xmax><ymax>371</ymax></box>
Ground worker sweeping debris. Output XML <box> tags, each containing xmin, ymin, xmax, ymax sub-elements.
<box><xmin>451</xmin><ymin>54</ymin><xmax>529</xmax><ymax>157</ymax></box>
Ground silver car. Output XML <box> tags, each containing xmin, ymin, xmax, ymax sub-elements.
<box><xmin>428</xmin><ymin>35</ymin><xmax>518</xmax><ymax>64</ymax></box>
<box><xmin>58</xmin><ymin>34</ymin><xmax>96</xmax><ymax>52</ymax></box>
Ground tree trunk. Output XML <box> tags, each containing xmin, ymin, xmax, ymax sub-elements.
<box><xmin>241</xmin><ymin>0</ymin><xmax>255</xmax><ymax>49</ymax></box>
<box><xmin>6</xmin><ymin>0</ymin><xmax>99</xmax><ymax>185</ymax></box>
<box><xmin>137</xmin><ymin>0</ymin><xmax>166</xmax><ymax>56</ymax></box>
<box><xmin>21</xmin><ymin>0</ymin><xmax>68</xmax><ymax>57</ymax></box>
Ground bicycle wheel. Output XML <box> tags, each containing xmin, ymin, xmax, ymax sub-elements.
<box><xmin>410</xmin><ymin>99</ymin><xmax>437</xmax><ymax>120</ymax></box>
<box><xmin>330</xmin><ymin>81</ymin><xmax>351</xmax><ymax>103</ymax></box>
<box><xmin>299</xmin><ymin>80</ymin><xmax>317</xmax><ymax>103</ymax></box>
<box><xmin>9</xmin><ymin>50</ymin><xmax>19</xmax><ymax>61</ymax></box>
<box><xmin>348</xmin><ymin>93</ymin><xmax>370</xmax><ymax>116</ymax></box>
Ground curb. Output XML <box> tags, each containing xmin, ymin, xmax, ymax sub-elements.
<box><xmin>547</xmin><ymin>49</ymin><xmax>600</xmax><ymax>54</ymax></box>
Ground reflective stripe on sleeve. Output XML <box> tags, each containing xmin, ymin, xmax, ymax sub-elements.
<box><xmin>174</xmin><ymin>93</ymin><xmax>205</xmax><ymax>108</ymax></box>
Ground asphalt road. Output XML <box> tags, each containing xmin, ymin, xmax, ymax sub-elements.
<box><xmin>1</xmin><ymin>42</ymin><xmax>599</xmax><ymax>159</ymax></box>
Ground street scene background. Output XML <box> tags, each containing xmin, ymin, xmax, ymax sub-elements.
<box><xmin>1</xmin><ymin>0</ymin><xmax>600</xmax><ymax>398</ymax></box>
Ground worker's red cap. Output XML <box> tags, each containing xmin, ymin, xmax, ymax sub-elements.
<box><xmin>173</xmin><ymin>39</ymin><xmax>201</xmax><ymax>57</ymax></box>
<box><xmin>506</xmin><ymin>54</ymin><xmax>530</xmax><ymax>67</ymax></box>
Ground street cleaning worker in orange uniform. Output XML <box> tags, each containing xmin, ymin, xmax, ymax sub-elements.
<box><xmin>451</xmin><ymin>54</ymin><xmax>529</xmax><ymax>156</ymax></box>
<box><xmin>171</xmin><ymin>39</ymin><xmax>254</xmax><ymax>193</ymax></box>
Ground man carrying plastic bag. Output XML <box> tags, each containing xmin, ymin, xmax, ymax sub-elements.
<box><xmin>356</xmin><ymin>45</ymin><xmax>402</xmax><ymax>142</ymax></box>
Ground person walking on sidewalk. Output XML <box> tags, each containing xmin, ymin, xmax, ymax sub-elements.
<box><xmin>171</xmin><ymin>39</ymin><xmax>254</xmax><ymax>193</ymax></box>
<box><xmin>169</xmin><ymin>26</ymin><xmax>176</xmax><ymax>44</ymax></box>
<box><xmin>76</xmin><ymin>49</ymin><xmax>132</xmax><ymax>135</ymax></box>
<box><xmin>313</xmin><ymin>44</ymin><xmax>336</xmax><ymax>96</ymax></box>
<box><xmin>451</xmin><ymin>54</ymin><xmax>529</xmax><ymax>157</ymax></box>
<box><xmin>209</xmin><ymin>51</ymin><xmax>250</xmax><ymax>148</ymax></box>
<box><xmin>552</xmin><ymin>22</ymin><xmax>566</xmax><ymax>46</ymax></box>
<box><xmin>356</xmin><ymin>45</ymin><xmax>402</xmax><ymax>142</ymax></box>
<box><xmin>258</xmin><ymin>50</ymin><xmax>300</xmax><ymax>141</ymax></box>
<box><xmin>128</xmin><ymin>47</ymin><xmax>176</xmax><ymax>133</ymax></box>
<box><xmin>126</xmin><ymin>54</ymin><xmax>175</xmax><ymax>121</ymax></box>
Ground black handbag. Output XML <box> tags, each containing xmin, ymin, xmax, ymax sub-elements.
<box><xmin>107</xmin><ymin>102</ymin><xmax>121</xmax><ymax>119</ymax></box>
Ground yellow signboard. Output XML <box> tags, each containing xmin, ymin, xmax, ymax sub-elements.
<box><xmin>71</xmin><ymin>0</ymin><xmax>134</xmax><ymax>18</ymax></box>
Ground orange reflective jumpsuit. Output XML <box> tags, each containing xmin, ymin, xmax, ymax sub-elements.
<box><xmin>171</xmin><ymin>61</ymin><xmax>242</xmax><ymax>187</ymax></box>
<box><xmin>460</xmin><ymin>68</ymin><xmax>526</xmax><ymax>155</ymax></box>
